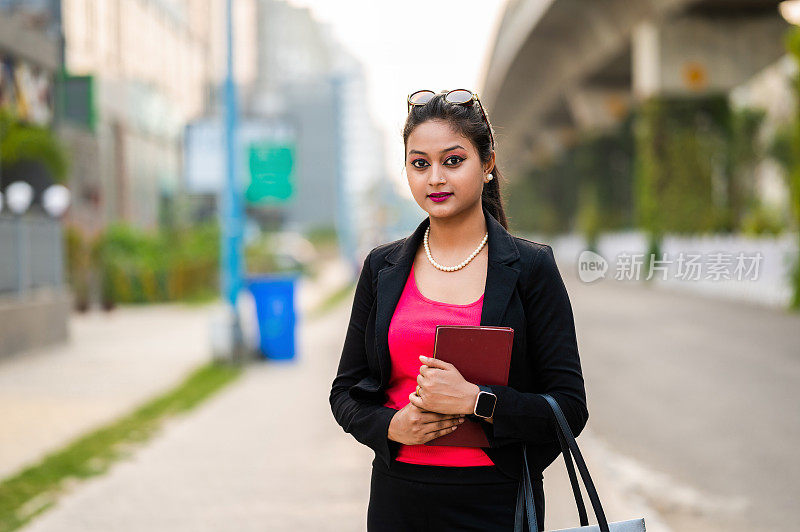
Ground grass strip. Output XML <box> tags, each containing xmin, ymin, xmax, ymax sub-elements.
<box><xmin>0</xmin><ymin>360</ymin><xmax>243</xmax><ymax>532</ymax></box>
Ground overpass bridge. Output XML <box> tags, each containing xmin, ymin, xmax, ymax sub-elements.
<box><xmin>479</xmin><ymin>0</ymin><xmax>791</xmax><ymax>178</ymax></box>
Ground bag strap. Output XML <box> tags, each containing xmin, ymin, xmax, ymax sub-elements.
<box><xmin>514</xmin><ymin>394</ymin><xmax>611</xmax><ymax>532</ymax></box>
<box><xmin>556</xmin><ymin>419</ymin><xmax>589</xmax><ymax>525</ymax></box>
<box><xmin>541</xmin><ymin>393</ymin><xmax>610</xmax><ymax>532</ymax></box>
<box><xmin>514</xmin><ymin>443</ymin><xmax>537</xmax><ymax>532</ymax></box>
<box><xmin>515</xmin><ymin>415</ymin><xmax>588</xmax><ymax>531</ymax></box>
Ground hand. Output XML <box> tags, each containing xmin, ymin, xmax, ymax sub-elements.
<box><xmin>408</xmin><ymin>355</ymin><xmax>480</xmax><ymax>415</ymax></box>
<box><xmin>387</xmin><ymin>401</ymin><xmax>465</xmax><ymax>445</ymax></box>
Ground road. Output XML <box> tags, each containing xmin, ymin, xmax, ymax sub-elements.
<box><xmin>563</xmin><ymin>270</ymin><xmax>800</xmax><ymax>532</ymax></box>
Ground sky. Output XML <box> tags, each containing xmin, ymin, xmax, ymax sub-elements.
<box><xmin>285</xmin><ymin>0</ymin><xmax>508</xmax><ymax>195</ymax></box>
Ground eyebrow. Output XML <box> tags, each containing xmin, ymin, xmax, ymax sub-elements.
<box><xmin>408</xmin><ymin>145</ymin><xmax>466</xmax><ymax>156</ymax></box>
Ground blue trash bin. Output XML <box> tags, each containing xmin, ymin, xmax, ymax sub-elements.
<box><xmin>247</xmin><ymin>273</ymin><xmax>299</xmax><ymax>361</ymax></box>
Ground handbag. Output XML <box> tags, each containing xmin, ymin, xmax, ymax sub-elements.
<box><xmin>514</xmin><ymin>393</ymin><xmax>647</xmax><ymax>532</ymax></box>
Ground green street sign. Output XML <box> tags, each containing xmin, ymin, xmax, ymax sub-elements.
<box><xmin>245</xmin><ymin>142</ymin><xmax>294</xmax><ymax>204</ymax></box>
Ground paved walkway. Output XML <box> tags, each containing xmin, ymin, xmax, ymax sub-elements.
<box><xmin>15</xmin><ymin>267</ymin><xmax>665</xmax><ymax>531</ymax></box>
<box><xmin>0</xmin><ymin>257</ymin><xmax>354</xmax><ymax>482</ymax></box>
<box><xmin>0</xmin><ymin>303</ymin><xmax>214</xmax><ymax>480</ymax></box>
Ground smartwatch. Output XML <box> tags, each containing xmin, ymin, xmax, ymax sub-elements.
<box><xmin>473</xmin><ymin>385</ymin><xmax>497</xmax><ymax>419</ymax></box>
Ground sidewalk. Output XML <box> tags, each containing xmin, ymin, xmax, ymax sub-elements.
<box><xmin>0</xmin><ymin>303</ymin><xmax>214</xmax><ymax>481</ymax></box>
<box><xmin>15</xmin><ymin>263</ymin><xmax>667</xmax><ymax>531</ymax></box>
<box><xmin>18</xmin><ymin>283</ymin><xmax>373</xmax><ymax>531</ymax></box>
<box><xmin>0</xmin><ymin>257</ymin><xmax>354</xmax><ymax>482</ymax></box>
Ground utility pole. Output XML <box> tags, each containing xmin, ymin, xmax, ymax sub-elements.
<box><xmin>222</xmin><ymin>0</ymin><xmax>245</xmax><ymax>362</ymax></box>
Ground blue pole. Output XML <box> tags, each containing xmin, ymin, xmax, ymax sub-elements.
<box><xmin>222</xmin><ymin>0</ymin><xmax>244</xmax><ymax>360</ymax></box>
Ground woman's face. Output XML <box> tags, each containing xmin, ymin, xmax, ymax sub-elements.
<box><xmin>405</xmin><ymin>119</ymin><xmax>492</xmax><ymax>220</ymax></box>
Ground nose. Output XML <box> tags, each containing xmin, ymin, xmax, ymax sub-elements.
<box><xmin>427</xmin><ymin>163</ymin><xmax>446</xmax><ymax>185</ymax></box>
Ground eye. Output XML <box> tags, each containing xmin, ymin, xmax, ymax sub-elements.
<box><xmin>411</xmin><ymin>159</ymin><xmax>428</xmax><ymax>169</ymax></box>
<box><xmin>445</xmin><ymin>155</ymin><xmax>464</xmax><ymax>165</ymax></box>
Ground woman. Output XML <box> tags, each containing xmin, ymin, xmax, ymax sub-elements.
<box><xmin>329</xmin><ymin>89</ymin><xmax>589</xmax><ymax>531</ymax></box>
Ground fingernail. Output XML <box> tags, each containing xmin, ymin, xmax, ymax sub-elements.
<box><xmin>458</xmin><ymin>418</ymin><xmax>464</xmax><ymax>423</ymax></box>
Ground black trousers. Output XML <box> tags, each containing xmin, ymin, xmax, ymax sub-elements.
<box><xmin>367</xmin><ymin>461</ymin><xmax>544</xmax><ymax>531</ymax></box>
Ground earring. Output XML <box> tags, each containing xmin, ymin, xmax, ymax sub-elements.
<box><xmin>486</xmin><ymin>173</ymin><xmax>494</xmax><ymax>181</ymax></box>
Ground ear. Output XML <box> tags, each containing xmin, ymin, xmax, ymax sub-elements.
<box><xmin>484</xmin><ymin>150</ymin><xmax>496</xmax><ymax>175</ymax></box>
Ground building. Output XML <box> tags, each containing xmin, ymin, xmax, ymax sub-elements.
<box><xmin>59</xmin><ymin>0</ymin><xmax>257</xmax><ymax>234</ymax></box>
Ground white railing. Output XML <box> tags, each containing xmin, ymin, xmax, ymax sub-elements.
<box><xmin>521</xmin><ymin>230</ymin><xmax>798</xmax><ymax>309</ymax></box>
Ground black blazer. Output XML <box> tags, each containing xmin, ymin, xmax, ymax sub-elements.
<box><xmin>329</xmin><ymin>204</ymin><xmax>589</xmax><ymax>485</ymax></box>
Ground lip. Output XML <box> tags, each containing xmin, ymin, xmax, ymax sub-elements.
<box><xmin>428</xmin><ymin>192</ymin><xmax>452</xmax><ymax>203</ymax></box>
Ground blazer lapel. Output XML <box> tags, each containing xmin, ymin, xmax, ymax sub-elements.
<box><xmin>374</xmin><ymin>205</ymin><xmax>521</xmax><ymax>389</ymax></box>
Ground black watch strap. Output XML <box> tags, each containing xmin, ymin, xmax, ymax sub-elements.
<box><xmin>476</xmin><ymin>385</ymin><xmax>493</xmax><ymax>398</ymax></box>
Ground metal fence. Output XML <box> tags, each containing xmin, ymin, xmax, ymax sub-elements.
<box><xmin>0</xmin><ymin>214</ymin><xmax>64</xmax><ymax>294</ymax></box>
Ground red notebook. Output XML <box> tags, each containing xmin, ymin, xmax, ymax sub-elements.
<box><xmin>424</xmin><ymin>325</ymin><xmax>514</xmax><ymax>447</ymax></box>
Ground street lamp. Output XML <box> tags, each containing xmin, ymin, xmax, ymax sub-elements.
<box><xmin>780</xmin><ymin>0</ymin><xmax>800</xmax><ymax>25</ymax></box>
<box><xmin>42</xmin><ymin>184</ymin><xmax>72</xmax><ymax>287</ymax></box>
<box><xmin>6</xmin><ymin>181</ymin><xmax>34</xmax><ymax>214</ymax></box>
<box><xmin>42</xmin><ymin>184</ymin><xmax>71</xmax><ymax>218</ymax></box>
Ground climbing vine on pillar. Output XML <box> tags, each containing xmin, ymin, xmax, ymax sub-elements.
<box><xmin>633</xmin><ymin>94</ymin><xmax>733</xmax><ymax>278</ymax></box>
<box><xmin>783</xmin><ymin>27</ymin><xmax>800</xmax><ymax>309</ymax></box>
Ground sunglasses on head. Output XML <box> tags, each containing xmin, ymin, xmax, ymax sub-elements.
<box><xmin>407</xmin><ymin>89</ymin><xmax>495</xmax><ymax>150</ymax></box>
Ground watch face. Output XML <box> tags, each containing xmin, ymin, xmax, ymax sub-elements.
<box><xmin>475</xmin><ymin>391</ymin><xmax>496</xmax><ymax>418</ymax></box>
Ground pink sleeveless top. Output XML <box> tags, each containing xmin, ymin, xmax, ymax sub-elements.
<box><xmin>383</xmin><ymin>262</ymin><xmax>495</xmax><ymax>466</ymax></box>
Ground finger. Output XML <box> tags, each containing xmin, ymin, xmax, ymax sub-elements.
<box><xmin>407</xmin><ymin>400</ymin><xmax>434</xmax><ymax>413</ymax></box>
<box><xmin>425</xmin><ymin>423</ymin><xmax>460</xmax><ymax>440</ymax></box>
<box><xmin>416</xmin><ymin>374</ymin><xmax>426</xmax><ymax>386</ymax></box>
<box><xmin>419</xmin><ymin>355</ymin><xmax>453</xmax><ymax>371</ymax></box>
<box><xmin>432</xmin><ymin>418</ymin><xmax>464</xmax><ymax>432</ymax></box>
<box><xmin>422</xmin><ymin>412</ymin><xmax>464</xmax><ymax>423</ymax></box>
<box><xmin>408</xmin><ymin>392</ymin><xmax>425</xmax><ymax>410</ymax></box>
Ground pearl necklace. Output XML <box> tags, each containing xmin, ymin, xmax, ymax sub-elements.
<box><xmin>424</xmin><ymin>225</ymin><xmax>488</xmax><ymax>272</ymax></box>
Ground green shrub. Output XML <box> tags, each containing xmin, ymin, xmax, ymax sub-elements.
<box><xmin>741</xmin><ymin>202</ymin><xmax>788</xmax><ymax>236</ymax></box>
<box><xmin>0</xmin><ymin>109</ymin><xmax>70</xmax><ymax>184</ymax></box>
<box><xmin>90</xmin><ymin>222</ymin><xmax>220</xmax><ymax>306</ymax></box>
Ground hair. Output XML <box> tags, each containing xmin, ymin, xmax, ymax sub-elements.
<box><xmin>402</xmin><ymin>90</ymin><xmax>509</xmax><ymax>230</ymax></box>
